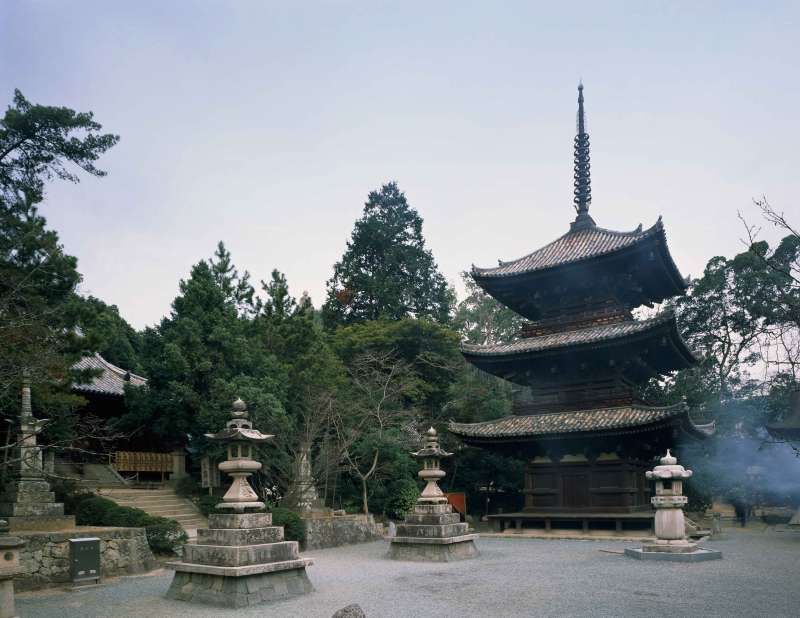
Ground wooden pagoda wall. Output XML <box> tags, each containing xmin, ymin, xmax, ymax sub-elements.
<box><xmin>523</xmin><ymin>455</ymin><xmax>650</xmax><ymax>513</ymax></box>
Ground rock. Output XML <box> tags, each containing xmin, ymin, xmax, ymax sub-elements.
<box><xmin>332</xmin><ymin>604</ymin><xmax>366</xmax><ymax>618</ymax></box>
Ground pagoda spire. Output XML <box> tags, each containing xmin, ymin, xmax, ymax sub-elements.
<box><xmin>571</xmin><ymin>81</ymin><xmax>595</xmax><ymax>231</ymax></box>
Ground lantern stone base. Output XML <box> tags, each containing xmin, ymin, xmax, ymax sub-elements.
<box><xmin>387</xmin><ymin>502</ymin><xmax>479</xmax><ymax>562</ymax></box>
<box><xmin>624</xmin><ymin>546</ymin><xmax>722</xmax><ymax>562</ymax></box>
<box><xmin>165</xmin><ymin>561</ymin><xmax>314</xmax><ymax>608</ymax></box>
<box><xmin>165</xmin><ymin>512</ymin><xmax>314</xmax><ymax>608</ymax></box>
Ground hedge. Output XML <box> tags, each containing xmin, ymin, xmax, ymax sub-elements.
<box><xmin>75</xmin><ymin>495</ymin><xmax>187</xmax><ymax>554</ymax></box>
<box><xmin>270</xmin><ymin>507</ymin><xmax>305</xmax><ymax>543</ymax></box>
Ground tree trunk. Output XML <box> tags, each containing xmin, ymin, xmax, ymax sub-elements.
<box><xmin>361</xmin><ymin>476</ymin><xmax>369</xmax><ymax>514</ymax></box>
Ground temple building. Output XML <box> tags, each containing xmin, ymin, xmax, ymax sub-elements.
<box><xmin>449</xmin><ymin>84</ymin><xmax>713</xmax><ymax>532</ymax></box>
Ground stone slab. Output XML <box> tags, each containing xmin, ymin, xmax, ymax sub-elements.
<box><xmin>5</xmin><ymin>515</ymin><xmax>75</xmax><ymax>532</ymax></box>
<box><xmin>196</xmin><ymin>527</ymin><xmax>284</xmax><ymax>547</ymax></box>
<box><xmin>390</xmin><ymin>533</ymin><xmax>479</xmax><ymax>545</ymax></box>
<box><xmin>624</xmin><ymin>547</ymin><xmax>723</xmax><ymax>562</ymax></box>
<box><xmin>387</xmin><ymin>538</ymin><xmax>479</xmax><ymax>562</ymax></box>
<box><xmin>404</xmin><ymin>512</ymin><xmax>461</xmax><ymax>526</ymax></box>
<box><xmin>412</xmin><ymin>504</ymin><xmax>452</xmax><ymax>515</ymax></box>
<box><xmin>166</xmin><ymin>557</ymin><xmax>313</xmax><ymax>577</ymax></box>
<box><xmin>165</xmin><ymin>563</ymin><xmax>313</xmax><ymax>608</ymax></box>
<box><xmin>183</xmin><ymin>540</ymin><xmax>298</xmax><ymax>567</ymax></box>
<box><xmin>208</xmin><ymin>512</ymin><xmax>272</xmax><ymax>529</ymax></box>
<box><xmin>396</xmin><ymin>523</ymin><xmax>468</xmax><ymax>538</ymax></box>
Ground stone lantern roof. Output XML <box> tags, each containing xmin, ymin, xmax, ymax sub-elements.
<box><xmin>411</xmin><ymin>427</ymin><xmax>452</xmax><ymax>460</ymax></box>
<box><xmin>645</xmin><ymin>449</ymin><xmax>693</xmax><ymax>481</ymax></box>
<box><xmin>204</xmin><ymin>398</ymin><xmax>274</xmax><ymax>443</ymax></box>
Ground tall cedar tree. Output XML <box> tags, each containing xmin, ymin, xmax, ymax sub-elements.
<box><xmin>322</xmin><ymin>182</ymin><xmax>454</xmax><ymax>327</ymax></box>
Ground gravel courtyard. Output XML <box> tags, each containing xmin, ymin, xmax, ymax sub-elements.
<box><xmin>17</xmin><ymin>528</ymin><xmax>800</xmax><ymax>618</ymax></box>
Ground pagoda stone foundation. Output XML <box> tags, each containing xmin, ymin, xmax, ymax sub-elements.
<box><xmin>388</xmin><ymin>428</ymin><xmax>478</xmax><ymax>562</ymax></box>
<box><xmin>166</xmin><ymin>399</ymin><xmax>313</xmax><ymax>607</ymax></box>
<box><xmin>625</xmin><ymin>451</ymin><xmax>721</xmax><ymax>562</ymax></box>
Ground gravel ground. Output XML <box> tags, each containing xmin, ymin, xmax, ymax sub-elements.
<box><xmin>17</xmin><ymin>527</ymin><xmax>800</xmax><ymax>618</ymax></box>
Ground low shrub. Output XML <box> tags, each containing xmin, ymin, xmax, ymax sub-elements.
<box><xmin>75</xmin><ymin>496</ymin><xmax>117</xmax><ymax>525</ymax></box>
<box><xmin>270</xmin><ymin>507</ymin><xmax>305</xmax><ymax>543</ymax></box>
<box><xmin>73</xmin><ymin>494</ymin><xmax>187</xmax><ymax>554</ymax></box>
<box><xmin>145</xmin><ymin>517</ymin><xmax>188</xmax><ymax>554</ymax></box>
<box><xmin>196</xmin><ymin>494</ymin><xmax>222</xmax><ymax>516</ymax></box>
<box><xmin>105</xmin><ymin>505</ymin><xmax>154</xmax><ymax>528</ymax></box>
<box><xmin>385</xmin><ymin>478</ymin><xmax>420</xmax><ymax>521</ymax></box>
<box><xmin>175</xmin><ymin>476</ymin><xmax>199</xmax><ymax>498</ymax></box>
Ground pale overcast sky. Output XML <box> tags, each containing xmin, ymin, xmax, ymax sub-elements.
<box><xmin>2</xmin><ymin>2</ymin><xmax>798</xmax><ymax>328</ymax></box>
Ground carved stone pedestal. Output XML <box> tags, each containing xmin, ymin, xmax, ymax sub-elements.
<box><xmin>166</xmin><ymin>512</ymin><xmax>313</xmax><ymax>608</ymax></box>
<box><xmin>388</xmin><ymin>502</ymin><xmax>478</xmax><ymax>562</ymax></box>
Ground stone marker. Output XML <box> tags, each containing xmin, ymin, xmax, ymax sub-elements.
<box><xmin>0</xmin><ymin>377</ymin><xmax>74</xmax><ymax>532</ymax></box>
<box><xmin>625</xmin><ymin>450</ymin><xmax>722</xmax><ymax>562</ymax></box>
<box><xmin>387</xmin><ymin>427</ymin><xmax>478</xmax><ymax>561</ymax></box>
<box><xmin>166</xmin><ymin>398</ymin><xmax>313</xmax><ymax>607</ymax></box>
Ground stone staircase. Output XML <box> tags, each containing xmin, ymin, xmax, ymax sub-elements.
<box><xmin>100</xmin><ymin>487</ymin><xmax>208</xmax><ymax>536</ymax></box>
<box><xmin>53</xmin><ymin>461</ymin><xmax>129</xmax><ymax>488</ymax></box>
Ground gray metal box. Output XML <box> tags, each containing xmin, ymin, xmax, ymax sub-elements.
<box><xmin>69</xmin><ymin>537</ymin><xmax>100</xmax><ymax>584</ymax></box>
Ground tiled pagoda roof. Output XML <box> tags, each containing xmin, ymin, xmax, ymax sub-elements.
<box><xmin>472</xmin><ymin>218</ymin><xmax>674</xmax><ymax>279</ymax></box>
<box><xmin>449</xmin><ymin>405</ymin><xmax>714</xmax><ymax>441</ymax></box>
<box><xmin>461</xmin><ymin>311</ymin><xmax>692</xmax><ymax>360</ymax></box>
<box><xmin>72</xmin><ymin>353</ymin><xmax>147</xmax><ymax>397</ymax></box>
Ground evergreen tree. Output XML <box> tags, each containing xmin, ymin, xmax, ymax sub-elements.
<box><xmin>322</xmin><ymin>182</ymin><xmax>454</xmax><ymax>327</ymax></box>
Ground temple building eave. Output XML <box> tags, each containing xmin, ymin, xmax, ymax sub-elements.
<box><xmin>448</xmin><ymin>404</ymin><xmax>714</xmax><ymax>444</ymax></box>
<box><xmin>461</xmin><ymin>311</ymin><xmax>696</xmax><ymax>366</ymax></box>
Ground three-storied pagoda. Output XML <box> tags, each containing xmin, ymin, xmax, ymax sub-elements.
<box><xmin>449</xmin><ymin>84</ymin><xmax>713</xmax><ymax>532</ymax></box>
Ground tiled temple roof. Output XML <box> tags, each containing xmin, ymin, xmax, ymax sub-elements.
<box><xmin>449</xmin><ymin>405</ymin><xmax>714</xmax><ymax>440</ymax></box>
<box><xmin>461</xmin><ymin>311</ymin><xmax>684</xmax><ymax>358</ymax></box>
<box><xmin>72</xmin><ymin>353</ymin><xmax>147</xmax><ymax>397</ymax></box>
<box><xmin>472</xmin><ymin>218</ymin><xmax>668</xmax><ymax>279</ymax></box>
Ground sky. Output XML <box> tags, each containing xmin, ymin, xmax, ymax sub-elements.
<box><xmin>2</xmin><ymin>1</ymin><xmax>798</xmax><ymax>329</ymax></box>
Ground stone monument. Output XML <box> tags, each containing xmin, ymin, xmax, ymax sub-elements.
<box><xmin>625</xmin><ymin>450</ymin><xmax>721</xmax><ymax>561</ymax></box>
<box><xmin>0</xmin><ymin>378</ymin><xmax>74</xmax><ymax>531</ymax></box>
<box><xmin>387</xmin><ymin>427</ymin><xmax>478</xmax><ymax>561</ymax></box>
<box><xmin>166</xmin><ymin>398</ymin><xmax>313</xmax><ymax>607</ymax></box>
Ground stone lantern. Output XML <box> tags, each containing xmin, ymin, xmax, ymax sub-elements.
<box><xmin>387</xmin><ymin>427</ymin><xmax>478</xmax><ymax>561</ymax></box>
<box><xmin>166</xmin><ymin>398</ymin><xmax>313</xmax><ymax>607</ymax></box>
<box><xmin>416</xmin><ymin>427</ymin><xmax>451</xmax><ymax>504</ymax></box>
<box><xmin>207</xmin><ymin>397</ymin><xmax>272</xmax><ymax>511</ymax></box>
<box><xmin>625</xmin><ymin>450</ymin><xmax>721</xmax><ymax>561</ymax></box>
<box><xmin>0</xmin><ymin>519</ymin><xmax>24</xmax><ymax>618</ymax></box>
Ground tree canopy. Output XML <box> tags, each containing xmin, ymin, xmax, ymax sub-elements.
<box><xmin>322</xmin><ymin>182</ymin><xmax>454</xmax><ymax>327</ymax></box>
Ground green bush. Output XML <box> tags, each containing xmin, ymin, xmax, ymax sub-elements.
<box><xmin>75</xmin><ymin>496</ymin><xmax>118</xmax><ymax>525</ymax></box>
<box><xmin>385</xmin><ymin>478</ymin><xmax>420</xmax><ymax>520</ymax></box>
<box><xmin>73</xmin><ymin>495</ymin><xmax>187</xmax><ymax>554</ymax></box>
<box><xmin>196</xmin><ymin>494</ymin><xmax>222</xmax><ymax>516</ymax></box>
<box><xmin>105</xmin><ymin>505</ymin><xmax>154</xmax><ymax>528</ymax></box>
<box><xmin>270</xmin><ymin>507</ymin><xmax>305</xmax><ymax>543</ymax></box>
<box><xmin>175</xmin><ymin>476</ymin><xmax>199</xmax><ymax>498</ymax></box>
<box><xmin>145</xmin><ymin>517</ymin><xmax>188</xmax><ymax>554</ymax></box>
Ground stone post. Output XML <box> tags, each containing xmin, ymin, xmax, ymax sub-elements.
<box><xmin>171</xmin><ymin>450</ymin><xmax>186</xmax><ymax>481</ymax></box>
<box><xmin>0</xmin><ymin>520</ymin><xmax>25</xmax><ymax>618</ymax></box>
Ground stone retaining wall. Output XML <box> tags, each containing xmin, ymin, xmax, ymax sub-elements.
<box><xmin>303</xmin><ymin>514</ymin><xmax>383</xmax><ymax>550</ymax></box>
<box><xmin>16</xmin><ymin>527</ymin><xmax>157</xmax><ymax>591</ymax></box>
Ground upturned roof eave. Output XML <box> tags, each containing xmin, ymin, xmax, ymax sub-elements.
<box><xmin>460</xmin><ymin>311</ymin><xmax>688</xmax><ymax>360</ymax></box>
<box><xmin>448</xmin><ymin>404</ymin><xmax>711</xmax><ymax>442</ymax></box>
<box><xmin>471</xmin><ymin>219</ymin><xmax>666</xmax><ymax>280</ymax></box>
